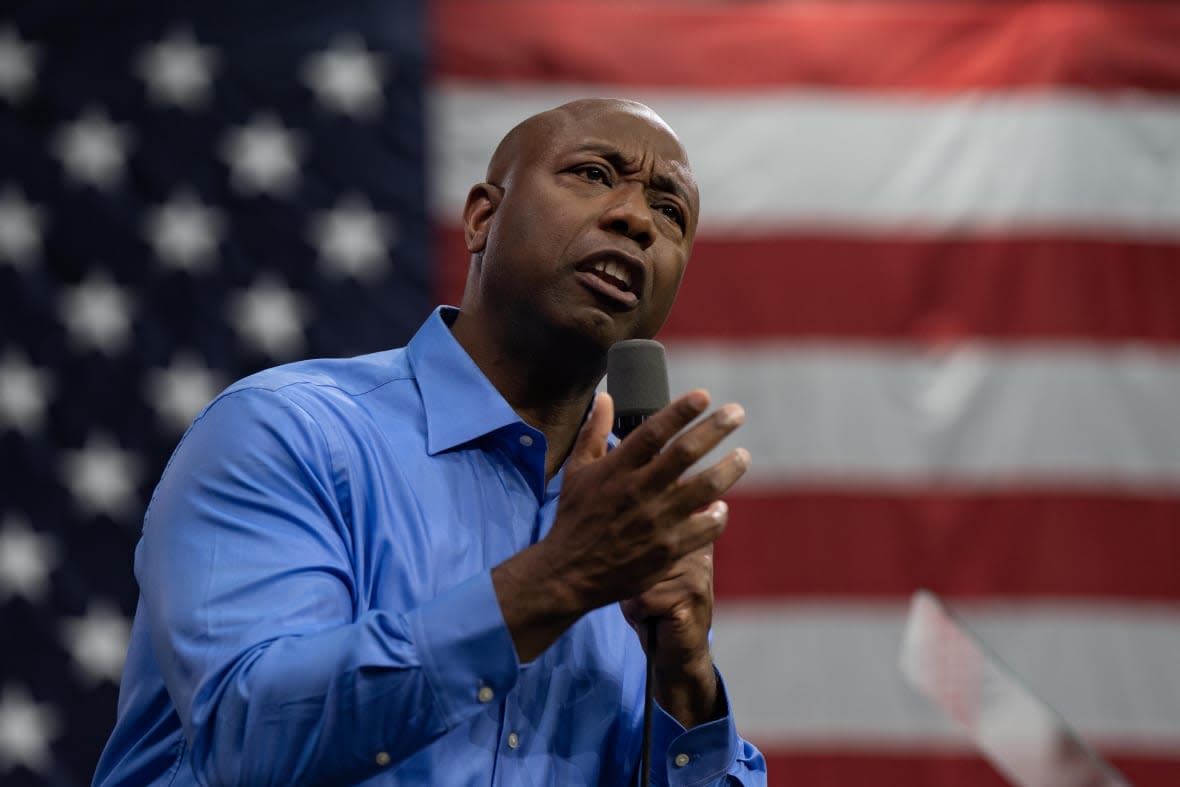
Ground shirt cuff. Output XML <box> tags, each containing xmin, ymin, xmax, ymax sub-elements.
<box><xmin>650</xmin><ymin>668</ymin><xmax>741</xmax><ymax>787</ymax></box>
<box><xmin>408</xmin><ymin>570</ymin><xmax>520</xmax><ymax>728</ymax></box>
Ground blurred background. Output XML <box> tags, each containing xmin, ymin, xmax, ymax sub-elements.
<box><xmin>2</xmin><ymin>1</ymin><xmax>1178</xmax><ymax>785</ymax></box>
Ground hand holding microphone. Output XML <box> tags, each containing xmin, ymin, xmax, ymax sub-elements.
<box><xmin>491</xmin><ymin>340</ymin><xmax>749</xmax><ymax>730</ymax></box>
<box><xmin>605</xmin><ymin>340</ymin><xmax>736</xmax><ymax>657</ymax></box>
<box><xmin>552</xmin><ymin>341</ymin><xmax>749</xmax><ymax>611</ymax></box>
<box><xmin>579</xmin><ymin>341</ymin><xmax>749</xmax><ymax>734</ymax></box>
<box><xmin>605</xmin><ymin>340</ymin><xmax>747</xmax><ymax>783</ymax></box>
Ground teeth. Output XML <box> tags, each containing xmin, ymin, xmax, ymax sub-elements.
<box><xmin>591</xmin><ymin>259</ymin><xmax>632</xmax><ymax>289</ymax></box>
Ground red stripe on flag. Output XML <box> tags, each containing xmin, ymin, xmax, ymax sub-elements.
<box><xmin>434</xmin><ymin>1</ymin><xmax>1180</xmax><ymax>92</ymax></box>
<box><xmin>434</xmin><ymin>227</ymin><xmax>1180</xmax><ymax>343</ymax></box>
<box><xmin>715</xmin><ymin>490</ymin><xmax>1180</xmax><ymax>601</ymax></box>
<box><xmin>764</xmin><ymin>750</ymin><xmax>1008</xmax><ymax>787</ymax></box>
<box><xmin>668</xmin><ymin>234</ymin><xmax>1180</xmax><ymax>343</ymax></box>
<box><xmin>756</xmin><ymin>749</ymin><xmax>1180</xmax><ymax>787</ymax></box>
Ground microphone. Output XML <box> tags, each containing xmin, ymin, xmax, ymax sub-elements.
<box><xmin>607</xmin><ymin>339</ymin><xmax>671</xmax><ymax>439</ymax></box>
<box><xmin>606</xmin><ymin>338</ymin><xmax>670</xmax><ymax>787</ymax></box>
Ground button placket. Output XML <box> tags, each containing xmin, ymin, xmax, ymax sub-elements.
<box><xmin>500</xmin><ymin>686</ymin><xmax>525</xmax><ymax>757</ymax></box>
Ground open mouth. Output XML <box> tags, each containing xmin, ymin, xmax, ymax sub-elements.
<box><xmin>587</xmin><ymin>258</ymin><xmax>633</xmax><ymax>292</ymax></box>
<box><xmin>575</xmin><ymin>253</ymin><xmax>643</xmax><ymax>309</ymax></box>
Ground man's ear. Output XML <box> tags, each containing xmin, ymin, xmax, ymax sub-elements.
<box><xmin>463</xmin><ymin>182</ymin><xmax>503</xmax><ymax>254</ymax></box>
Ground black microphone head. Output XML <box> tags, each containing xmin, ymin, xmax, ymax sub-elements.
<box><xmin>607</xmin><ymin>340</ymin><xmax>670</xmax><ymax>437</ymax></box>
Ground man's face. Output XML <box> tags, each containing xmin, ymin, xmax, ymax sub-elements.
<box><xmin>474</xmin><ymin>103</ymin><xmax>699</xmax><ymax>350</ymax></box>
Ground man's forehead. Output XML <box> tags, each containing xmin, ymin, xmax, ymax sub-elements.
<box><xmin>549</xmin><ymin>106</ymin><xmax>696</xmax><ymax>196</ymax></box>
<box><xmin>552</xmin><ymin>103</ymin><xmax>686</xmax><ymax>159</ymax></box>
<box><xmin>488</xmin><ymin>99</ymin><xmax>698</xmax><ymax>201</ymax></box>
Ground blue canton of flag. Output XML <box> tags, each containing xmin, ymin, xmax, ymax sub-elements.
<box><xmin>0</xmin><ymin>3</ymin><xmax>429</xmax><ymax>784</ymax></box>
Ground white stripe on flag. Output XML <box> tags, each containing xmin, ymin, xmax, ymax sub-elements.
<box><xmin>712</xmin><ymin>600</ymin><xmax>1180</xmax><ymax>751</ymax></box>
<box><xmin>431</xmin><ymin>84</ymin><xmax>1180</xmax><ymax>236</ymax></box>
<box><xmin>660</xmin><ymin>341</ymin><xmax>1180</xmax><ymax>488</ymax></box>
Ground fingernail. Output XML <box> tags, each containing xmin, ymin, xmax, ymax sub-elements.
<box><xmin>712</xmin><ymin>500</ymin><xmax>729</xmax><ymax>521</ymax></box>
<box><xmin>718</xmin><ymin>404</ymin><xmax>745</xmax><ymax>427</ymax></box>
<box><xmin>686</xmin><ymin>389</ymin><xmax>709</xmax><ymax>410</ymax></box>
<box><xmin>735</xmin><ymin>447</ymin><xmax>751</xmax><ymax>469</ymax></box>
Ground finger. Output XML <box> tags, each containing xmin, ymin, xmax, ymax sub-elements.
<box><xmin>641</xmin><ymin>503</ymin><xmax>729</xmax><ymax>599</ymax></box>
<box><xmin>642</xmin><ymin>402</ymin><xmax>746</xmax><ymax>491</ymax></box>
<box><xmin>611</xmin><ymin>389</ymin><xmax>711</xmax><ymax>468</ymax></box>
<box><xmin>669</xmin><ymin>500</ymin><xmax>730</xmax><ymax>558</ymax></box>
<box><xmin>632</xmin><ymin>543</ymin><xmax>715</xmax><ymax>600</ymax></box>
<box><xmin>565</xmin><ymin>392</ymin><xmax>613</xmax><ymax>474</ymax></box>
<box><xmin>666</xmin><ymin>448</ymin><xmax>751</xmax><ymax>521</ymax></box>
<box><xmin>624</xmin><ymin>540</ymin><xmax>717</xmax><ymax>621</ymax></box>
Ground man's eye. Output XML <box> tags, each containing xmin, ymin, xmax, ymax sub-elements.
<box><xmin>577</xmin><ymin>165</ymin><xmax>611</xmax><ymax>185</ymax></box>
<box><xmin>657</xmin><ymin>204</ymin><xmax>684</xmax><ymax>228</ymax></box>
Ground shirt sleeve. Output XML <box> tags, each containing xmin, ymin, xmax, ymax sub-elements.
<box><xmin>136</xmin><ymin>387</ymin><xmax>520</xmax><ymax>786</ymax></box>
<box><xmin>647</xmin><ymin>670</ymin><xmax>768</xmax><ymax>787</ymax></box>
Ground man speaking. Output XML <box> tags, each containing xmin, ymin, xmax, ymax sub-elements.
<box><xmin>94</xmin><ymin>98</ymin><xmax>767</xmax><ymax>786</ymax></box>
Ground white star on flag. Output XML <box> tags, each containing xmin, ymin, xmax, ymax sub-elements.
<box><xmin>51</xmin><ymin>107</ymin><xmax>133</xmax><ymax>189</ymax></box>
<box><xmin>228</xmin><ymin>277</ymin><xmax>310</xmax><ymax>359</ymax></box>
<box><xmin>311</xmin><ymin>194</ymin><xmax>396</xmax><ymax>279</ymax></box>
<box><xmin>145</xmin><ymin>353</ymin><xmax>225</xmax><ymax>434</ymax></box>
<box><xmin>221</xmin><ymin>113</ymin><xmax>304</xmax><ymax>196</ymax></box>
<box><xmin>61</xmin><ymin>434</ymin><xmax>143</xmax><ymax>521</ymax></box>
<box><xmin>0</xmin><ymin>25</ymin><xmax>39</xmax><ymax>104</ymax></box>
<box><xmin>61</xmin><ymin>602</ymin><xmax>132</xmax><ymax>684</ymax></box>
<box><xmin>0</xmin><ymin>185</ymin><xmax>46</xmax><ymax>268</ymax></box>
<box><xmin>136</xmin><ymin>28</ymin><xmax>218</xmax><ymax>110</ymax></box>
<box><xmin>0</xmin><ymin>516</ymin><xmax>59</xmax><ymax>603</ymax></box>
<box><xmin>302</xmin><ymin>36</ymin><xmax>386</xmax><ymax>119</ymax></box>
<box><xmin>59</xmin><ymin>271</ymin><xmax>136</xmax><ymax>355</ymax></box>
<box><xmin>0</xmin><ymin>6</ymin><xmax>436</xmax><ymax>783</ymax></box>
<box><xmin>0</xmin><ymin>686</ymin><xmax>60</xmax><ymax>775</ymax></box>
<box><xmin>0</xmin><ymin>350</ymin><xmax>53</xmax><ymax>435</ymax></box>
<box><xmin>144</xmin><ymin>189</ymin><xmax>225</xmax><ymax>271</ymax></box>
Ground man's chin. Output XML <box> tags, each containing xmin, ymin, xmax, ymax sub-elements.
<box><xmin>554</xmin><ymin>305</ymin><xmax>636</xmax><ymax>354</ymax></box>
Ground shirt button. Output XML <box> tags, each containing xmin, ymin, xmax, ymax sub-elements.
<box><xmin>477</xmin><ymin>686</ymin><xmax>494</xmax><ymax>703</ymax></box>
<box><xmin>507</xmin><ymin>732</ymin><xmax>520</xmax><ymax>749</ymax></box>
<box><xmin>518</xmin><ymin>434</ymin><xmax>533</xmax><ymax>447</ymax></box>
<box><xmin>673</xmin><ymin>753</ymin><xmax>691</xmax><ymax>768</ymax></box>
<box><xmin>375</xmin><ymin>752</ymin><xmax>391</xmax><ymax>767</ymax></box>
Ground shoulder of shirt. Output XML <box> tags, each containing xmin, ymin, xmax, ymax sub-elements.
<box><xmin>213</xmin><ymin>346</ymin><xmax>417</xmax><ymax>410</ymax></box>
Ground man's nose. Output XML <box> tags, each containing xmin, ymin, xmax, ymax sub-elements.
<box><xmin>599</xmin><ymin>183</ymin><xmax>654</xmax><ymax>249</ymax></box>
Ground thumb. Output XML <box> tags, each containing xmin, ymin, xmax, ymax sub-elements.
<box><xmin>566</xmin><ymin>392</ymin><xmax>613</xmax><ymax>474</ymax></box>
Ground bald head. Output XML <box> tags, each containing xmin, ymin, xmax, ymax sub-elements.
<box><xmin>454</xmin><ymin>96</ymin><xmax>700</xmax><ymax>356</ymax></box>
<box><xmin>486</xmin><ymin>98</ymin><xmax>693</xmax><ymax>193</ymax></box>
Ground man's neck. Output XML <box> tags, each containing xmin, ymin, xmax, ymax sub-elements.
<box><xmin>450</xmin><ymin>311</ymin><xmax>605</xmax><ymax>479</ymax></box>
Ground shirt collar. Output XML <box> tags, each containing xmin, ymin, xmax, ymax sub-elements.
<box><xmin>408</xmin><ymin>306</ymin><xmax>526</xmax><ymax>455</ymax></box>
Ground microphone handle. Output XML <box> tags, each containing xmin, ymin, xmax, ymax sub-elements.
<box><xmin>615</xmin><ymin>416</ymin><xmax>657</xmax><ymax>787</ymax></box>
<box><xmin>611</xmin><ymin>402</ymin><xmax>662</xmax><ymax>787</ymax></box>
<box><xmin>613</xmin><ymin>414</ymin><xmax>647</xmax><ymax>440</ymax></box>
<box><xmin>640</xmin><ymin>620</ymin><xmax>657</xmax><ymax>787</ymax></box>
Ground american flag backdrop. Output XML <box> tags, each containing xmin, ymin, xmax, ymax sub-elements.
<box><xmin>2</xmin><ymin>1</ymin><xmax>1180</xmax><ymax>786</ymax></box>
<box><xmin>0</xmin><ymin>2</ymin><xmax>430</xmax><ymax>785</ymax></box>
<box><xmin>433</xmin><ymin>2</ymin><xmax>1180</xmax><ymax>785</ymax></box>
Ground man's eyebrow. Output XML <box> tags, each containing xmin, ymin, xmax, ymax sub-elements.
<box><xmin>572</xmin><ymin>143</ymin><xmax>694</xmax><ymax>205</ymax></box>
<box><xmin>650</xmin><ymin>172</ymin><xmax>693</xmax><ymax>207</ymax></box>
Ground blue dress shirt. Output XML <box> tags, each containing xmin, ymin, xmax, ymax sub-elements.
<box><xmin>94</xmin><ymin>307</ymin><xmax>767</xmax><ymax>786</ymax></box>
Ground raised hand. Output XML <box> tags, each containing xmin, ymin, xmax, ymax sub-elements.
<box><xmin>492</xmin><ymin>389</ymin><xmax>749</xmax><ymax>669</ymax></box>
